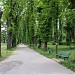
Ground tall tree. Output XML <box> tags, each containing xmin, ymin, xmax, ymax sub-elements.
<box><xmin>0</xmin><ymin>10</ymin><xmax>3</xmax><ymax>57</ymax></box>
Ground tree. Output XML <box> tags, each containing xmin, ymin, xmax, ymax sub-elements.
<box><xmin>0</xmin><ymin>10</ymin><xmax>3</xmax><ymax>57</ymax></box>
<box><xmin>2</xmin><ymin>0</ymin><xmax>24</xmax><ymax>49</ymax></box>
<box><xmin>37</xmin><ymin>0</ymin><xmax>52</xmax><ymax>50</ymax></box>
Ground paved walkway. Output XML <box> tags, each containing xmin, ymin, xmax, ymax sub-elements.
<box><xmin>0</xmin><ymin>44</ymin><xmax>74</xmax><ymax>75</ymax></box>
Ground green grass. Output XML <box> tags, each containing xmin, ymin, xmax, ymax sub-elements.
<box><xmin>60</xmin><ymin>60</ymin><xmax>75</xmax><ymax>72</ymax></box>
<box><xmin>47</xmin><ymin>43</ymin><xmax>75</xmax><ymax>72</ymax></box>
<box><xmin>0</xmin><ymin>43</ymin><xmax>18</xmax><ymax>61</ymax></box>
<box><xmin>29</xmin><ymin>43</ymin><xmax>75</xmax><ymax>60</ymax></box>
<box><xmin>48</xmin><ymin>44</ymin><xmax>75</xmax><ymax>60</ymax></box>
<box><xmin>29</xmin><ymin>45</ymin><xmax>55</xmax><ymax>59</ymax></box>
<box><xmin>29</xmin><ymin>43</ymin><xmax>75</xmax><ymax>72</ymax></box>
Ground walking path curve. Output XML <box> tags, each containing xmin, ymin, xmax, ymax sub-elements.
<box><xmin>0</xmin><ymin>44</ymin><xmax>74</xmax><ymax>75</ymax></box>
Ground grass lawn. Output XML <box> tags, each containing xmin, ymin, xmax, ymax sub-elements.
<box><xmin>0</xmin><ymin>43</ymin><xmax>17</xmax><ymax>61</ymax></box>
<box><xmin>30</xmin><ymin>43</ymin><xmax>75</xmax><ymax>72</ymax></box>
<box><xmin>33</xmin><ymin>47</ymin><xmax>55</xmax><ymax>58</ymax></box>
<box><xmin>48</xmin><ymin>43</ymin><xmax>75</xmax><ymax>72</ymax></box>
<box><xmin>47</xmin><ymin>43</ymin><xmax>75</xmax><ymax>60</ymax></box>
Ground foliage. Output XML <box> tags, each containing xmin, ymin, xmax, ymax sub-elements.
<box><xmin>60</xmin><ymin>60</ymin><xmax>75</xmax><ymax>72</ymax></box>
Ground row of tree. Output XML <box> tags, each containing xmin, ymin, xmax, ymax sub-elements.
<box><xmin>20</xmin><ymin>0</ymin><xmax>75</xmax><ymax>51</ymax></box>
<box><xmin>0</xmin><ymin>0</ymin><xmax>75</xmax><ymax>57</ymax></box>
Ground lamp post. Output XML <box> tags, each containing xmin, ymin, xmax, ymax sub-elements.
<box><xmin>0</xmin><ymin>10</ymin><xmax>3</xmax><ymax>57</ymax></box>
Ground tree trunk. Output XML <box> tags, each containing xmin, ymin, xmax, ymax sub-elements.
<box><xmin>71</xmin><ymin>0</ymin><xmax>75</xmax><ymax>62</ymax></box>
<box><xmin>71</xmin><ymin>0</ymin><xmax>75</xmax><ymax>8</ymax></box>
<box><xmin>66</xmin><ymin>32</ymin><xmax>71</xmax><ymax>46</ymax></box>
<box><xmin>56</xmin><ymin>3</ymin><xmax>59</xmax><ymax>54</ymax></box>
<box><xmin>12</xmin><ymin>37</ymin><xmax>16</xmax><ymax>48</ymax></box>
<box><xmin>0</xmin><ymin>20</ymin><xmax>1</xmax><ymax>57</ymax></box>
<box><xmin>7</xmin><ymin>32</ymin><xmax>11</xmax><ymax>50</ymax></box>
<box><xmin>32</xmin><ymin>37</ymin><xmax>34</xmax><ymax>47</ymax></box>
<box><xmin>59</xmin><ymin>19</ymin><xmax>62</xmax><ymax>45</ymax></box>
<box><xmin>74</xmin><ymin>28</ymin><xmax>75</xmax><ymax>42</ymax></box>
<box><xmin>56</xmin><ymin>21</ymin><xmax>58</xmax><ymax>54</ymax></box>
<box><xmin>38</xmin><ymin>38</ymin><xmax>42</xmax><ymax>48</ymax></box>
<box><xmin>34</xmin><ymin>36</ymin><xmax>37</xmax><ymax>46</ymax></box>
<box><xmin>0</xmin><ymin>11</ymin><xmax>3</xmax><ymax>57</ymax></box>
<box><xmin>44</xmin><ymin>41</ymin><xmax>47</xmax><ymax>51</ymax></box>
<box><xmin>74</xmin><ymin>28</ymin><xmax>75</xmax><ymax>61</ymax></box>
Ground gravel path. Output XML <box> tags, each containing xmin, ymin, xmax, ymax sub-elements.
<box><xmin>0</xmin><ymin>44</ymin><xmax>74</xmax><ymax>75</ymax></box>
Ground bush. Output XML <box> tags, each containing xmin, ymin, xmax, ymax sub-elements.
<box><xmin>52</xmin><ymin>42</ymin><xmax>56</xmax><ymax>45</ymax></box>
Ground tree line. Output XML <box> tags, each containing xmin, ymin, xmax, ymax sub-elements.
<box><xmin>0</xmin><ymin>0</ymin><xmax>75</xmax><ymax>56</ymax></box>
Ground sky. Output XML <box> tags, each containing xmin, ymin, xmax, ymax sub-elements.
<box><xmin>0</xmin><ymin>2</ymin><xmax>4</xmax><ymax>10</ymax></box>
<box><xmin>0</xmin><ymin>2</ymin><xmax>5</xmax><ymax>31</ymax></box>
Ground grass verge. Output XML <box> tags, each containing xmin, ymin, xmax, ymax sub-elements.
<box><xmin>29</xmin><ymin>44</ymin><xmax>75</xmax><ymax>72</ymax></box>
<box><xmin>0</xmin><ymin>43</ymin><xmax>18</xmax><ymax>61</ymax></box>
<box><xmin>29</xmin><ymin>46</ymin><xmax>55</xmax><ymax>59</ymax></box>
<box><xmin>60</xmin><ymin>60</ymin><xmax>75</xmax><ymax>72</ymax></box>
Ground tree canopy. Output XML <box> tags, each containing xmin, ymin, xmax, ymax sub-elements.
<box><xmin>0</xmin><ymin>0</ymin><xmax>75</xmax><ymax>55</ymax></box>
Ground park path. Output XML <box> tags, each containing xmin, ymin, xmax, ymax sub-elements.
<box><xmin>0</xmin><ymin>44</ymin><xmax>74</xmax><ymax>75</ymax></box>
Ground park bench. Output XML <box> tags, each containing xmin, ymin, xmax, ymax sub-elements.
<box><xmin>56</xmin><ymin>51</ymin><xmax>71</xmax><ymax>60</ymax></box>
